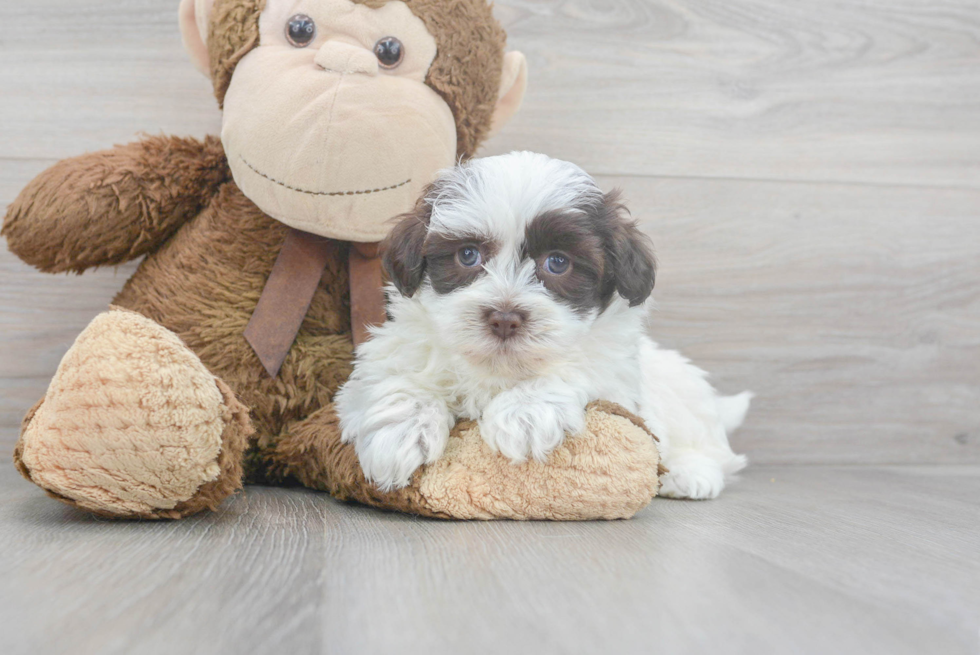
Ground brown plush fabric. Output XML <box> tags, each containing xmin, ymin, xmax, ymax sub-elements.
<box><xmin>208</xmin><ymin>0</ymin><xmax>266</xmax><ymax>108</ymax></box>
<box><xmin>12</xmin><ymin>399</ymin><xmax>43</xmax><ymax>482</ymax></box>
<box><xmin>2</xmin><ymin>135</ymin><xmax>229</xmax><ymax>273</ymax></box>
<box><xmin>111</xmin><ymin>179</ymin><xmax>354</xmax><ymax>484</ymax></box>
<box><xmin>404</xmin><ymin>0</ymin><xmax>506</xmax><ymax>159</ymax></box>
<box><xmin>166</xmin><ymin>377</ymin><xmax>253</xmax><ymax>518</ymax></box>
<box><xmin>206</xmin><ymin>0</ymin><xmax>505</xmax><ymax>158</ymax></box>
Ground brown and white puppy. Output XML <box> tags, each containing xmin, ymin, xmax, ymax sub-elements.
<box><xmin>335</xmin><ymin>152</ymin><xmax>751</xmax><ymax>497</ymax></box>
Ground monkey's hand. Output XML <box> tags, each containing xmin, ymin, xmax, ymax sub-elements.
<box><xmin>2</xmin><ymin>135</ymin><xmax>229</xmax><ymax>273</ymax></box>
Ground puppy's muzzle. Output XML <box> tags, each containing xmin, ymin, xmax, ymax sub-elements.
<box><xmin>487</xmin><ymin>310</ymin><xmax>525</xmax><ymax>340</ymax></box>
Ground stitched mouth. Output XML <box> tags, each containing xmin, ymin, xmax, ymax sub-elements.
<box><xmin>239</xmin><ymin>156</ymin><xmax>411</xmax><ymax>197</ymax></box>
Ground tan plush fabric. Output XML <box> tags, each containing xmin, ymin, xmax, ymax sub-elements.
<box><xmin>203</xmin><ymin>0</ymin><xmax>504</xmax><ymax>160</ymax></box>
<box><xmin>222</xmin><ymin>0</ymin><xmax>457</xmax><ymax>241</ymax></box>
<box><xmin>16</xmin><ymin>309</ymin><xmax>254</xmax><ymax>518</ymax></box>
<box><xmin>275</xmin><ymin>402</ymin><xmax>661</xmax><ymax>521</ymax></box>
<box><xmin>418</xmin><ymin>405</ymin><xmax>661</xmax><ymax>520</ymax></box>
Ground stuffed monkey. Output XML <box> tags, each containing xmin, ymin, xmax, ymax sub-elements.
<box><xmin>3</xmin><ymin>0</ymin><xmax>661</xmax><ymax>520</ymax></box>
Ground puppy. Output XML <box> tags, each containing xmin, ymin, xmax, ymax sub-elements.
<box><xmin>335</xmin><ymin>152</ymin><xmax>750</xmax><ymax>498</ymax></box>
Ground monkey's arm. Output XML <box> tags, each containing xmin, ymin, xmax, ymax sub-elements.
<box><xmin>2</xmin><ymin>135</ymin><xmax>229</xmax><ymax>273</ymax></box>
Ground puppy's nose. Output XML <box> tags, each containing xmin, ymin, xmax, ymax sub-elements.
<box><xmin>488</xmin><ymin>311</ymin><xmax>524</xmax><ymax>340</ymax></box>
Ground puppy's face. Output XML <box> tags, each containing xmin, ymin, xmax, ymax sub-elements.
<box><xmin>382</xmin><ymin>152</ymin><xmax>656</xmax><ymax>375</ymax></box>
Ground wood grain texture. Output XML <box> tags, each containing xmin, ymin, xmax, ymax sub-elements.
<box><xmin>2</xmin><ymin>3</ymin><xmax>978</xmax><ymax>653</ymax></box>
<box><xmin>491</xmin><ymin>0</ymin><xmax>980</xmax><ymax>187</ymax></box>
<box><xmin>620</xmin><ymin>176</ymin><xmax>980</xmax><ymax>464</ymax></box>
<box><xmin>0</xmin><ymin>448</ymin><xmax>328</xmax><ymax>655</ymax></box>
<box><xmin>2</xmin><ymin>460</ymin><xmax>978</xmax><ymax>655</ymax></box>
<box><xmin>2</xmin><ymin>1</ymin><xmax>978</xmax><ymax>186</ymax></box>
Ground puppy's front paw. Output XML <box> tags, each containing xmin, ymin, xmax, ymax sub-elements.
<box><xmin>659</xmin><ymin>452</ymin><xmax>726</xmax><ymax>500</ymax></box>
<box><xmin>479</xmin><ymin>392</ymin><xmax>585</xmax><ymax>463</ymax></box>
<box><xmin>353</xmin><ymin>402</ymin><xmax>452</xmax><ymax>491</ymax></box>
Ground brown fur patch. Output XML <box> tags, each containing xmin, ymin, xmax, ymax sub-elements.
<box><xmin>600</xmin><ymin>191</ymin><xmax>657</xmax><ymax>307</ymax></box>
<box><xmin>2</xmin><ymin>135</ymin><xmax>230</xmax><ymax>273</ymax></box>
<box><xmin>208</xmin><ymin>0</ymin><xmax>267</xmax><ymax>107</ymax></box>
<box><xmin>382</xmin><ymin>192</ymin><xmax>433</xmax><ymax>296</ymax></box>
<box><xmin>523</xmin><ymin>191</ymin><xmax>657</xmax><ymax>313</ymax></box>
<box><xmin>206</xmin><ymin>0</ymin><xmax>505</xmax><ymax>157</ymax></box>
<box><xmin>424</xmin><ymin>232</ymin><xmax>497</xmax><ymax>295</ymax></box>
<box><xmin>12</xmin><ymin>399</ymin><xmax>43</xmax><ymax>482</ymax></box>
<box><xmin>403</xmin><ymin>0</ymin><xmax>506</xmax><ymax>158</ymax></box>
<box><xmin>525</xmin><ymin>208</ymin><xmax>608</xmax><ymax>314</ymax></box>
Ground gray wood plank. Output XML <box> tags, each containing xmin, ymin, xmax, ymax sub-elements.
<box><xmin>0</xmin><ymin>450</ymin><xmax>328</xmax><ymax>655</ymax></box>
<box><xmin>1</xmin><ymin>0</ymin><xmax>977</xmax><ymax>186</ymax></box>
<box><xmin>619</xmin><ymin>176</ymin><xmax>980</xmax><ymax>465</ymax></box>
<box><xmin>490</xmin><ymin>0</ymin><xmax>980</xmax><ymax>187</ymax></box>
<box><xmin>322</xmin><ymin>465</ymin><xmax>980</xmax><ymax>655</ymax></box>
<box><xmin>2</xmin><ymin>461</ymin><xmax>977</xmax><ymax>655</ymax></box>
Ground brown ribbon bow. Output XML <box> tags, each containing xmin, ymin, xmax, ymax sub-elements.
<box><xmin>244</xmin><ymin>228</ymin><xmax>386</xmax><ymax>378</ymax></box>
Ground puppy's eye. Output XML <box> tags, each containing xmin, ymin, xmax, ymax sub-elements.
<box><xmin>457</xmin><ymin>246</ymin><xmax>482</xmax><ymax>268</ymax></box>
<box><xmin>544</xmin><ymin>253</ymin><xmax>571</xmax><ymax>275</ymax></box>
<box><xmin>374</xmin><ymin>37</ymin><xmax>404</xmax><ymax>69</ymax></box>
<box><xmin>286</xmin><ymin>14</ymin><xmax>316</xmax><ymax>47</ymax></box>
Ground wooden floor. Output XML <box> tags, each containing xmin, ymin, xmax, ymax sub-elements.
<box><xmin>1</xmin><ymin>1</ymin><xmax>979</xmax><ymax>653</ymax></box>
<box><xmin>2</xmin><ymin>457</ymin><xmax>978</xmax><ymax>655</ymax></box>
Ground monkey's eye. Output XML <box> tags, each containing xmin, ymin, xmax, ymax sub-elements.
<box><xmin>457</xmin><ymin>246</ymin><xmax>482</xmax><ymax>268</ymax></box>
<box><xmin>543</xmin><ymin>253</ymin><xmax>571</xmax><ymax>276</ymax></box>
<box><xmin>374</xmin><ymin>37</ymin><xmax>404</xmax><ymax>69</ymax></box>
<box><xmin>285</xmin><ymin>14</ymin><xmax>316</xmax><ymax>47</ymax></box>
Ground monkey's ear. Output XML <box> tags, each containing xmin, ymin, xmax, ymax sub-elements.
<box><xmin>489</xmin><ymin>52</ymin><xmax>529</xmax><ymax>137</ymax></box>
<box><xmin>382</xmin><ymin>201</ymin><xmax>432</xmax><ymax>297</ymax></box>
<box><xmin>179</xmin><ymin>0</ymin><xmax>214</xmax><ymax>76</ymax></box>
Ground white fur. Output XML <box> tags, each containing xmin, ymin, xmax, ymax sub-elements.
<box><xmin>335</xmin><ymin>152</ymin><xmax>749</xmax><ymax>497</ymax></box>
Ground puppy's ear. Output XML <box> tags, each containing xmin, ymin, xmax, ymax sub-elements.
<box><xmin>602</xmin><ymin>190</ymin><xmax>656</xmax><ymax>307</ymax></box>
<box><xmin>382</xmin><ymin>195</ymin><xmax>432</xmax><ymax>297</ymax></box>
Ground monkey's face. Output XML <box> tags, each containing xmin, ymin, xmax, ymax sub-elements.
<box><xmin>221</xmin><ymin>0</ymin><xmax>458</xmax><ymax>241</ymax></box>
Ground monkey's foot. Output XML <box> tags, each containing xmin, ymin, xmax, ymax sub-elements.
<box><xmin>14</xmin><ymin>309</ymin><xmax>253</xmax><ymax>519</ymax></box>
